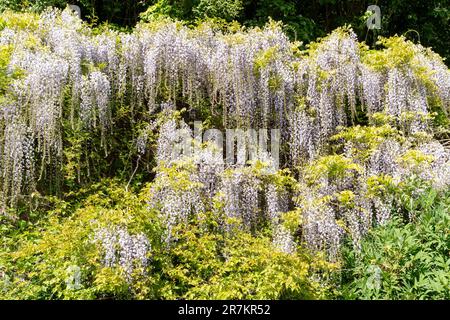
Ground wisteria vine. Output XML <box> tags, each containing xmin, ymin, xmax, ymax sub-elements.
<box><xmin>0</xmin><ymin>8</ymin><xmax>449</xmax><ymax>260</ymax></box>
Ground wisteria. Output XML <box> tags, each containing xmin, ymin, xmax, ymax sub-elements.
<box><xmin>302</xmin><ymin>203</ymin><xmax>344</xmax><ymax>260</ymax></box>
<box><xmin>266</xmin><ymin>183</ymin><xmax>289</xmax><ymax>224</ymax></box>
<box><xmin>272</xmin><ymin>225</ymin><xmax>296</xmax><ymax>254</ymax></box>
<box><xmin>0</xmin><ymin>8</ymin><xmax>449</xmax><ymax>262</ymax></box>
<box><xmin>148</xmin><ymin>117</ymin><xmax>206</xmax><ymax>243</ymax></box>
<box><xmin>93</xmin><ymin>226</ymin><xmax>151</xmax><ymax>282</ymax></box>
<box><xmin>80</xmin><ymin>71</ymin><xmax>111</xmax><ymax>133</ymax></box>
<box><xmin>1</xmin><ymin>121</ymin><xmax>34</xmax><ymax>207</ymax></box>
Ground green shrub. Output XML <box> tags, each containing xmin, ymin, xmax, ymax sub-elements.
<box><xmin>0</xmin><ymin>179</ymin><xmax>334</xmax><ymax>300</ymax></box>
<box><xmin>339</xmin><ymin>188</ymin><xmax>450</xmax><ymax>300</ymax></box>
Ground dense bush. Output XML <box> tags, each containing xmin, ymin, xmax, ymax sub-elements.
<box><xmin>339</xmin><ymin>185</ymin><xmax>450</xmax><ymax>299</ymax></box>
<box><xmin>0</xmin><ymin>179</ymin><xmax>334</xmax><ymax>299</ymax></box>
<box><xmin>0</xmin><ymin>8</ymin><xmax>448</xmax><ymax>300</ymax></box>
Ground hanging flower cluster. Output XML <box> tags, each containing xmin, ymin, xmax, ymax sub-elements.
<box><xmin>80</xmin><ymin>71</ymin><xmax>111</xmax><ymax>132</ymax></box>
<box><xmin>1</xmin><ymin>121</ymin><xmax>34</xmax><ymax>207</ymax></box>
<box><xmin>93</xmin><ymin>226</ymin><xmax>151</xmax><ymax>282</ymax></box>
<box><xmin>272</xmin><ymin>225</ymin><xmax>296</xmax><ymax>254</ymax></box>
<box><xmin>293</xmin><ymin>125</ymin><xmax>450</xmax><ymax>260</ymax></box>
<box><xmin>147</xmin><ymin>113</ymin><xmax>293</xmax><ymax>243</ymax></box>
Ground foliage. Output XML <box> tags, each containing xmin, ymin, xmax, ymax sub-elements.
<box><xmin>0</xmin><ymin>179</ymin><xmax>333</xmax><ymax>299</ymax></box>
<box><xmin>1</xmin><ymin>1</ymin><xmax>449</xmax><ymax>64</ymax></box>
<box><xmin>193</xmin><ymin>0</ymin><xmax>243</xmax><ymax>21</ymax></box>
<box><xmin>0</xmin><ymin>180</ymin><xmax>159</xmax><ymax>299</ymax></box>
<box><xmin>0</xmin><ymin>9</ymin><xmax>448</xmax><ymax>300</ymax></box>
<box><xmin>339</xmin><ymin>187</ymin><xmax>450</xmax><ymax>300</ymax></box>
<box><xmin>0</xmin><ymin>0</ymin><xmax>148</xmax><ymax>26</ymax></box>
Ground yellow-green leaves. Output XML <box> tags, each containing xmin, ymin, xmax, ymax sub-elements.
<box><xmin>397</xmin><ymin>149</ymin><xmax>434</xmax><ymax>170</ymax></box>
<box><xmin>254</xmin><ymin>45</ymin><xmax>279</xmax><ymax>71</ymax></box>
<box><xmin>363</xmin><ymin>36</ymin><xmax>416</xmax><ymax>70</ymax></box>
<box><xmin>0</xmin><ymin>11</ymin><xmax>39</xmax><ymax>31</ymax></box>
<box><xmin>366</xmin><ymin>175</ymin><xmax>396</xmax><ymax>198</ymax></box>
<box><xmin>306</xmin><ymin>155</ymin><xmax>362</xmax><ymax>184</ymax></box>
